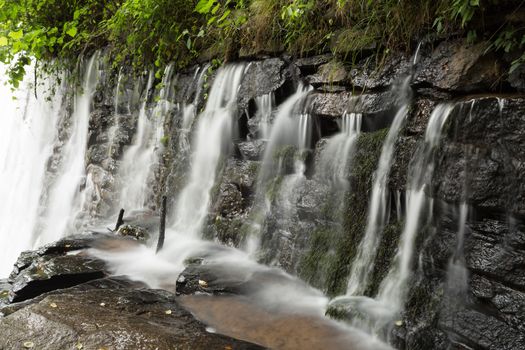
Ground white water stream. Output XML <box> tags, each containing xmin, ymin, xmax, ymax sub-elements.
<box><xmin>0</xmin><ymin>64</ymin><xmax>65</xmax><ymax>276</ymax></box>
<box><xmin>169</xmin><ymin>64</ymin><xmax>246</xmax><ymax>238</ymax></box>
<box><xmin>37</xmin><ymin>54</ymin><xmax>100</xmax><ymax>245</ymax></box>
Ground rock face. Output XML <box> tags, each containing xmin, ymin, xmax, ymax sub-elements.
<box><xmin>189</xmin><ymin>39</ymin><xmax>525</xmax><ymax>350</ymax></box>
<box><xmin>5</xmin><ymin>35</ymin><xmax>525</xmax><ymax>350</ymax></box>
<box><xmin>0</xmin><ymin>278</ymin><xmax>263</xmax><ymax>350</ymax></box>
<box><xmin>6</xmin><ymin>235</ymin><xmax>107</xmax><ymax>303</ymax></box>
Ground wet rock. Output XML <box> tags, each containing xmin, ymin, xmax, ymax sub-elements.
<box><xmin>176</xmin><ymin>264</ymin><xmax>250</xmax><ymax>296</ymax></box>
<box><xmin>9</xmin><ymin>254</ymin><xmax>106</xmax><ymax>303</ymax></box>
<box><xmin>238</xmin><ymin>57</ymin><xmax>291</xmax><ymax>110</ymax></box>
<box><xmin>238</xmin><ymin>140</ymin><xmax>266</xmax><ymax>161</ymax></box>
<box><xmin>433</xmin><ymin>97</ymin><xmax>525</xmax><ymax>215</ymax></box>
<box><xmin>0</xmin><ymin>279</ymin><xmax>10</xmax><ymax>307</ymax></box>
<box><xmin>306</xmin><ymin>60</ymin><xmax>350</xmax><ymax>87</ymax></box>
<box><xmin>439</xmin><ymin>308</ymin><xmax>525</xmax><ymax>350</ymax></box>
<box><xmin>415</xmin><ymin>39</ymin><xmax>502</xmax><ymax>92</ymax></box>
<box><xmin>214</xmin><ymin>183</ymin><xmax>245</xmax><ymax>218</ymax></box>
<box><xmin>7</xmin><ymin>236</ymin><xmax>107</xmax><ymax>303</ymax></box>
<box><xmin>116</xmin><ymin>224</ymin><xmax>149</xmax><ymax>240</ymax></box>
<box><xmin>405</xmin><ymin>98</ymin><xmax>438</xmax><ymax>136</ymax></box>
<box><xmin>81</xmin><ymin>164</ymin><xmax>115</xmax><ymax>218</ymax></box>
<box><xmin>309</xmin><ymin>91</ymin><xmax>353</xmax><ymax>118</ymax></box>
<box><xmin>465</xmin><ymin>218</ymin><xmax>525</xmax><ymax>291</ymax></box>
<box><xmin>309</xmin><ymin>90</ymin><xmax>398</xmax><ymax>132</ymax></box>
<box><xmin>507</xmin><ymin>62</ymin><xmax>525</xmax><ymax>92</ymax></box>
<box><xmin>349</xmin><ymin>52</ymin><xmax>412</xmax><ymax>90</ymax></box>
<box><xmin>294</xmin><ymin>54</ymin><xmax>333</xmax><ymax>75</ymax></box>
<box><xmin>0</xmin><ymin>278</ymin><xmax>262</xmax><ymax>350</ymax></box>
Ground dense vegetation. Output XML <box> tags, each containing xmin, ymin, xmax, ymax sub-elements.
<box><xmin>1</xmin><ymin>0</ymin><xmax>524</xmax><ymax>86</ymax></box>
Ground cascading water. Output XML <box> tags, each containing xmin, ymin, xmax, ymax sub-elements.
<box><xmin>117</xmin><ymin>70</ymin><xmax>162</xmax><ymax>211</ymax></box>
<box><xmin>258</xmin><ymin>84</ymin><xmax>312</xmax><ymax>183</ymax></box>
<box><xmin>373</xmin><ymin>104</ymin><xmax>455</xmax><ymax>328</ymax></box>
<box><xmin>179</xmin><ymin>66</ymin><xmax>208</xmax><ymax>153</ymax></box>
<box><xmin>317</xmin><ymin>112</ymin><xmax>362</xmax><ymax>191</ymax></box>
<box><xmin>255</xmin><ymin>92</ymin><xmax>275</xmax><ymax>140</ymax></box>
<box><xmin>37</xmin><ymin>54</ymin><xmax>101</xmax><ymax>246</ymax></box>
<box><xmin>0</xmin><ymin>64</ymin><xmax>65</xmax><ymax>277</ymax></box>
<box><xmin>445</xmin><ymin>202</ymin><xmax>469</xmax><ymax>302</ymax></box>
<box><xmin>245</xmin><ymin>83</ymin><xmax>313</xmax><ymax>255</ymax></box>
<box><xmin>345</xmin><ymin>104</ymin><xmax>409</xmax><ymax>296</ymax></box>
<box><xmin>169</xmin><ymin>64</ymin><xmax>246</xmax><ymax>238</ymax></box>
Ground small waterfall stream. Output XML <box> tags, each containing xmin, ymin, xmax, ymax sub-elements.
<box><xmin>38</xmin><ymin>54</ymin><xmax>101</xmax><ymax>245</ymax></box>
<box><xmin>170</xmin><ymin>64</ymin><xmax>246</xmax><ymax>238</ymax></box>
<box><xmin>345</xmin><ymin>83</ymin><xmax>410</xmax><ymax>296</ymax></box>
<box><xmin>117</xmin><ymin>71</ymin><xmax>156</xmax><ymax>211</ymax></box>
<box><xmin>245</xmin><ymin>84</ymin><xmax>314</xmax><ymax>256</ymax></box>
<box><xmin>374</xmin><ymin>104</ymin><xmax>455</xmax><ymax>328</ymax></box>
<box><xmin>317</xmin><ymin>112</ymin><xmax>362</xmax><ymax>189</ymax></box>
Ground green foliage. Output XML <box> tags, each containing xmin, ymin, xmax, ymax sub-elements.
<box><xmin>1</xmin><ymin>0</ymin><xmax>525</xmax><ymax>86</ymax></box>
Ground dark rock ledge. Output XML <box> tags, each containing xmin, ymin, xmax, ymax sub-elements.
<box><xmin>0</xmin><ymin>235</ymin><xmax>264</xmax><ymax>350</ymax></box>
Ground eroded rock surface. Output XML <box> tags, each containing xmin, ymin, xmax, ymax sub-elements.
<box><xmin>0</xmin><ymin>278</ymin><xmax>263</xmax><ymax>350</ymax></box>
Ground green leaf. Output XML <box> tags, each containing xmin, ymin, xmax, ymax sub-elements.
<box><xmin>195</xmin><ymin>0</ymin><xmax>216</xmax><ymax>14</ymax></box>
<box><xmin>66</xmin><ymin>26</ymin><xmax>77</xmax><ymax>38</ymax></box>
<box><xmin>8</xmin><ymin>30</ymin><xmax>23</xmax><ymax>40</ymax></box>
<box><xmin>0</xmin><ymin>36</ymin><xmax>7</xmax><ymax>47</ymax></box>
<box><xmin>73</xmin><ymin>9</ymin><xmax>81</xmax><ymax>20</ymax></box>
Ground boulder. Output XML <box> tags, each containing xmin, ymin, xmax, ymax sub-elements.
<box><xmin>0</xmin><ymin>278</ymin><xmax>263</xmax><ymax>350</ymax></box>
<box><xmin>7</xmin><ymin>235</ymin><xmax>108</xmax><ymax>303</ymax></box>
<box><xmin>116</xmin><ymin>224</ymin><xmax>150</xmax><ymax>241</ymax></box>
<box><xmin>238</xmin><ymin>140</ymin><xmax>266</xmax><ymax>161</ymax></box>
<box><xmin>238</xmin><ymin>57</ymin><xmax>292</xmax><ymax>110</ymax></box>
<box><xmin>415</xmin><ymin>39</ymin><xmax>502</xmax><ymax>92</ymax></box>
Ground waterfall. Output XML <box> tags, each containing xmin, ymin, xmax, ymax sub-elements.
<box><xmin>344</xmin><ymin>76</ymin><xmax>411</xmax><ymax>296</ymax></box>
<box><xmin>245</xmin><ymin>83</ymin><xmax>313</xmax><ymax>255</ymax></box>
<box><xmin>258</xmin><ymin>83</ymin><xmax>312</xmax><ymax>184</ymax></box>
<box><xmin>179</xmin><ymin>66</ymin><xmax>208</xmax><ymax>153</ymax></box>
<box><xmin>117</xmin><ymin>69</ymin><xmax>163</xmax><ymax>212</ymax></box>
<box><xmin>168</xmin><ymin>64</ymin><xmax>246</xmax><ymax>238</ymax></box>
<box><xmin>345</xmin><ymin>105</ymin><xmax>409</xmax><ymax>296</ymax></box>
<box><xmin>106</xmin><ymin>68</ymin><xmax>128</xmax><ymax>158</ymax></box>
<box><xmin>317</xmin><ymin>112</ymin><xmax>362</xmax><ymax>189</ymax></box>
<box><xmin>37</xmin><ymin>54</ymin><xmax>100</xmax><ymax>246</ymax></box>
<box><xmin>445</xmin><ymin>202</ymin><xmax>469</xmax><ymax>302</ymax></box>
<box><xmin>255</xmin><ymin>93</ymin><xmax>274</xmax><ymax>140</ymax></box>
<box><xmin>375</xmin><ymin>103</ymin><xmax>454</xmax><ymax>325</ymax></box>
<box><xmin>0</xmin><ymin>64</ymin><xmax>65</xmax><ymax>277</ymax></box>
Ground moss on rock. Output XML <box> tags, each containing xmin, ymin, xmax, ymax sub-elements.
<box><xmin>324</xmin><ymin>128</ymin><xmax>388</xmax><ymax>297</ymax></box>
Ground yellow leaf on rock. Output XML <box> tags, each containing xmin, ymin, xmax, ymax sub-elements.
<box><xmin>165</xmin><ymin>309</ymin><xmax>172</xmax><ymax>315</ymax></box>
<box><xmin>22</xmin><ymin>341</ymin><xmax>34</xmax><ymax>348</ymax></box>
<box><xmin>49</xmin><ymin>302</ymin><xmax>57</xmax><ymax>308</ymax></box>
<box><xmin>198</xmin><ymin>280</ymin><xmax>208</xmax><ymax>288</ymax></box>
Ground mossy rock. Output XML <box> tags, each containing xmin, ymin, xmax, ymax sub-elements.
<box><xmin>324</xmin><ymin>128</ymin><xmax>389</xmax><ymax>297</ymax></box>
<box><xmin>116</xmin><ymin>224</ymin><xmax>149</xmax><ymax>241</ymax></box>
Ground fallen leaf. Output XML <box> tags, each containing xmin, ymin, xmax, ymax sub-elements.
<box><xmin>22</xmin><ymin>341</ymin><xmax>34</xmax><ymax>348</ymax></box>
<box><xmin>198</xmin><ymin>280</ymin><xmax>208</xmax><ymax>288</ymax></box>
<box><xmin>75</xmin><ymin>342</ymin><xmax>83</xmax><ymax>349</ymax></box>
<box><xmin>165</xmin><ymin>309</ymin><xmax>172</xmax><ymax>315</ymax></box>
<box><xmin>49</xmin><ymin>302</ymin><xmax>57</xmax><ymax>308</ymax></box>
<box><xmin>99</xmin><ymin>303</ymin><xmax>106</xmax><ymax>307</ymax></box>
<box><xmin>224</xmin><ymin>345</ymin><xmax>233</xmax><ymax>350</ymax></box>
<box><xmin>394</xmin><ymin>320</ymin><xmax>403</xmax><ymax>326</ymax></box>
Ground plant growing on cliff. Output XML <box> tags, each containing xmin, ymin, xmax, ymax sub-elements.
<box><xmin>2</xmin><ymin>0</ymin><xmax>525</xmax><ymax>86</ymax></box>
